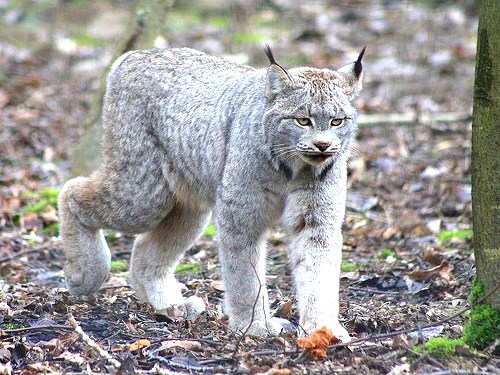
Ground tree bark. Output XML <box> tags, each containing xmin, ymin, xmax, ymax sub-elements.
<box><xmin>71</xmin><ymin>0</ymin><xmax>171</xmax><ymax>176</ymax></box>
<box><xmin>471</xmin><ymin>0</ymin><xmax>500</xmax><ymax>309</ymax></box>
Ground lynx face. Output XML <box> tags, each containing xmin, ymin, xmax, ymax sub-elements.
<box><xmin>263</xmin><ymin>59</ymin><xmax>362</xmax><ymax>177</ymax></box>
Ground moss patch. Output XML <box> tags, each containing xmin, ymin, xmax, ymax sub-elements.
<box><xmin>437</xmin><ymin>229</ymin><xmax>473</xmax><ymax>242</ymax></box>
<box><xmin>462</xmin><ymin>279</ymin><xmax>500</xmax><ymax>349</ymax></box>
<box><xmin>111</xmin><ymin>260</ymin><xmax>128</xmax><ymax>273</ymax></box>
<box><xmin>204</xmin><ymin>223</ymin><xmax>217</xmax><ymax>238</ymax></box>
<box><xmin>341</xmin><ymin>260</ymin><xmax>360</xmax><ymax>272</ymax></box>
<box><xmin>24</xmin><ymin>187</ymin><xmax>60</xmax><ymax>214</ymax></box>
<box><xmin>424</xmin><ymin>337</ymin><xmax>465</xmax><ymax>359</ymax></box>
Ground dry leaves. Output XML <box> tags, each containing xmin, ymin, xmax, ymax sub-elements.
<box><xmin>160</xmin><ymin>340</ymin><xmax>202</xmax><ymax>351</ymax></box>
<box><xmin>112</xmin><ymin>339</ymin><xmax>151</xmax><ymax>353</ymax></box>
<box><xmin>407</xmin><ymin>261</ymin><xmax>453</xmax><ymax>281</ymax></box>
<box><xmin>296</xmin><ymin>326</ymin><xmax>341</xmax><ymax>360</ymax></box>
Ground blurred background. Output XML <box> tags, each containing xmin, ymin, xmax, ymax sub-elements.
<box><xmin>0</xmin><ymin>0</ymin><xmax>478</xmax><ymax>247</ymax></box>
<box><xmin>0</xmin><ymin>0</ymin><xmax>478</xmax><ymax>175</ymax></box>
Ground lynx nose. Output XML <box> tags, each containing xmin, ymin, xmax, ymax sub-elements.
<box><xmin>313</xmin><ymin>140</ymin><xmax>332</xmax><ymax>152</ymax></box>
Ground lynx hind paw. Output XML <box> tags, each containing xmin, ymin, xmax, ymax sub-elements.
<box><xmin>242</xmin><ymin>317</ymin><xmax>294</xmax><ymax>337</ymax></box>
<box><xmin>156</xmin><ymin>296</ymin><xmax>206</xmax><ymax>321</ymax></box>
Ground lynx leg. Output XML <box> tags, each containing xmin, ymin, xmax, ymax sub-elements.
<box><xmin>129</xmin><ymin>202</ymin><xmax>211</xmax><ymax>320</ymax></box>
<box><xmin>58</xmin><ymin>177</ymin><xmax>114</xmax><ymax>295</ymax></box>
<box><xmin>59</xmin><ymin>169</ymin><xmax>172</xmax><ymax>296</ymax></box>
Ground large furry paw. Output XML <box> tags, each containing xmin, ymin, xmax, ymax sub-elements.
<box><xmin>240</xmin><ymin>317</ymin><xmax>294</xmax><ymax>337</ymax></box>
<box><xmin>156</xmin><ymin>296</ymin><xmax>206</xmax><ymax>321</ymax></box>
<box><xmin>64</xmin><ymin>257</ymin><xmax>110</xmax><ymax>295</ymax></box>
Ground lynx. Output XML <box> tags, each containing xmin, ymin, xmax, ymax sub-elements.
<box><xmin>58</xmin><ymin>46</ymin><xmax>364</xmax><ymax>340</ymax></box>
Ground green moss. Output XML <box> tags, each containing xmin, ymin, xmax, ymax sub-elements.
<box><xmin>424</xmin><ymin>337</ymin><xmax>465</xmax><ymax>359</ymax></box>
<box><xmin>175</xmin><ymin>263</ymin><xmax>201</xmax><ymax>274</ymax></box>
<box><xmin>41</xmin><ymin>222</ymin><xmax>59</xmax><ymax>235</ymax></box>
<box><xmin>39</xmin><ymin>187</ymin><xmax>60</xmax><ymax>199</ymax></box>
<box><xmin>341</xmin><ymin>260</ymin><xmax>360</xmax><ymax>272</ymax></box>
<box><xmin>437</xmin><ymin>229</ymin><xmax>473</xmax><ymax>242</ymax></box>
<box><xmin>378</xmin><ymin>248</ymin><xmax>394</xmax><ymax>259</ymax></box>
<box><xmin>24</xmin><ymin>187</ymin><xmax>60</xmax><ymax>213</ymax></box>
<box><xmin>111</xmin><ymin>260</ymin><xmax>128</xmax><ymax>273</ymax></box>
<box><xmin>463</xmin><ymin>279</ymin><xmax>500</xmax><ymax>349</ymax></box>
<box><xmin>232</xmin><ymin>31</ymin><xmax>267</xmax><ymax>44</ymax></box>
<box><xmin>204</xmin><ymin>223</ymin><xmax>217</xmax><ymax>238</ymax></box>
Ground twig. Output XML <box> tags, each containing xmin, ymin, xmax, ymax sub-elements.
<box><xmin>349</xmin><ymin>286</ymin><xmax>400</xmax><ymax>295</ymax></box>
<box><xmin>1</xmin><ymin>324</ymin><xmax>72</xmax><ymax>336</ymax></box>
<box><xmin>231</xmin><ymin>258</ymin><xmax>264</xmax><ymax>357</ymax></box>
<box><xmin>147</xmin><ymin>349</ymin><xmax>228</xmax><ymax>372</ymax></box>
<box><xmin>0</xmin><ymin>243</ymin><xmax>53</xmax><ymax>264</ymax></box>
<box><xmin>67</xmin><ymin>311</ymin><xmax>121</xmax><ymax>369</ymax></box>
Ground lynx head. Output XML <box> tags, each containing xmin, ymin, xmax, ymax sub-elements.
<box><xmin>263</xmin><ymin>46</ymin><xmax>365</xmax><ymax>179</ymax></box>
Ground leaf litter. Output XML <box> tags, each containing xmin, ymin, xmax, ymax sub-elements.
<box><xmin>0</xmin><ymin>1</ymin><xmax>498</xmax><ymax>374</ymax></box>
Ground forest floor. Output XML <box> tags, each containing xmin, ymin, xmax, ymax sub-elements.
<box><xmin>0</xmin><ymin>1</ymin><xmax>498</xmax><ymax>374</ymax></box>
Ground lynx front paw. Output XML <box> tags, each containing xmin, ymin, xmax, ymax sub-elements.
<box><xmin>156</xmin><ymin>296</ymin><xmax>206</xmax><ymax>321</ymax></box>
<box><xmin>64</xmin><ymin>259</ymin><xmax>110</xmax><ymax>295</ymax></box>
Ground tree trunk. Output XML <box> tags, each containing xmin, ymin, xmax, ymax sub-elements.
<box><xmin>71</xmin><ymin>0</ymin><xmax>172</xmax><ymax>176</ymax></box>
<box><xmin>471</xmin><ymin>0</ymin><xmax>500</xmax><ymax>309</ymax></box>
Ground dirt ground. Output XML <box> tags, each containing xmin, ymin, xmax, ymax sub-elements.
<box><xmin>0</xmin><ymin>1</ymin><xmax>498</xmax><ymax>374</ymax></box>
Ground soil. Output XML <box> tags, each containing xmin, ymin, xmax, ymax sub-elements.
<box><xmin>0</xmin><ymin>1</ymin><xmax>498</xmax><ymax>374</ymax></box>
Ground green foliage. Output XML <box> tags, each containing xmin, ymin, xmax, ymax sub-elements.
<box><xmin>424</xmin><ymin>337</ymin><xmax>465</xmax><ymax>359</ymax></box>
<box><xmin>204</xmin><ymin>223</ymin><xmax>217</xmax><ymax>238</ymax></box>
<box><xmin>463</xmin><ymin>278</ymin><xmax>500</xmax><ymax>349</ymax></box>
<box><xmin>437</xmin><ymin>229</ymin><xmax>473</xmax><ymax>242</ymax></box>
<box><xmin>24</xmin><ymin>187</ymin><xmax>60</xmax><ymax>213</ymax></box>
<box><xmin>341</xmin><ymin>260</ymin><xmax>360</xmax><ymax>272</ymax></box>
<box><xmin>111</xmin><ymin>260</ymin><xmax>128</xmax><ymax>273</ymax></box>
<box><xmin>378</xmin><ymin>248</ymin><xmax>397</xmax><ymax>263</ymax></box>
<box><xmin>41</xmin><ymin>223</ymin><xmax>59</xmax><ymax>235</ymax></box>
<box><xmin>232</xmin><ymin>32</ymin><xmax>267</xmax><ymax>44</ymax></box>
<box><xmin>175</xmin><ymin>263</ymin><xmax>201</xmax><ymax>274</ymax></box>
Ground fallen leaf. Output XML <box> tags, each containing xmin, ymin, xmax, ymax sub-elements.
<box><xmin>160</xmin><ymin>340</ymin><xmax>202</xmax><ymax>351</ymax></box>
<box><xmin>210</xmin><ymin>280</ymin><xmax>225</xmax><ymax>291</ymax></box>
<box><xmin>127</xmin><ymin>339</ymin><xmax>150</xmax><ymax>352</ymax></box>
<box><xmin>266</xmin><ymin>369</ymin><xmax>292</xmax><ymax>375</ymax></box>
<box><xmin>407</xmin><ymin>261</ymin><xmax>453</xmax><ymax>281</ymax></box>
<box><xmin>387</xmin><ymin>363</ymin><xmax>411</xmax><ymax>375</ymax></box>
<box><xmin>391</xmin><ymin>334</ymin><xmax>418</xmax><ymax>349</ymax></box>
<box><xmin>297</xmin><ymin>326</ymin><xmax>340</xmax><ymax>360</ymax></box>
<box><xmin>56</xmin><ymin>351</ymin><xmax>86</xmax><ymax>365</ymax></box>
<box><xmin>274</xmin><ymin>300</ymin><xmax>292</xmax><ymax>318</ymax></box>
<box><xmin>113</xmin><ymin>339</ymin><xmax>151</xmax><ymax>353</ymax></box>
<box><xmin>157</xmin><ymin>305</ymin><xmax>185</xmax><ymax>321</ymax></box>
<box><xmin>40</xmin><ymin>205</ymin><xmax>58</xmax><ymax>224</ymax></box>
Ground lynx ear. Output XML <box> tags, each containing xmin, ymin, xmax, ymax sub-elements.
<box><xmin>337</xmin><ymin>46</ymin><xmax>366</xmax><ymax>98</ymax></box>
<box><xmin>265</xmin><ymin>45</ymin><xmax>294</xmax><ymax>100</ymax></box>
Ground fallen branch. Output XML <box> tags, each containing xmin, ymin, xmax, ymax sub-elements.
<box><xmin>0</xmin><ymin>324</ymin><xmax>72</xmax><ymax>336</ymax></box>
<box><xmin>0</xmin><ymin>243</ymin><xmax>53</xmax><ymax>264</ymax></box>
<box><xmin>231</xmin><ymin>258</ymin><xmax>264</xmax><ymax>357</ymax></box>
<box><xmin>67</xmin><ymin>311</ymin><xmax>121</xmax><ymax>369</ymax></box>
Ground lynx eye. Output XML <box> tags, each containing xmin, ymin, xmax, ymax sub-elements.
<box><xmin>295</xmin><ymin>118</ymin><xmax>312</xmax><ymax>127</ymax></box>
<box><xmin>330</xmin><ymin>118</ymin><xmax>344</xmax><ymax>127</ymax></box>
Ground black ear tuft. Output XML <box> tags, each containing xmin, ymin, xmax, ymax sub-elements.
<box><xmin>264</xmin><ymin>44</ymin><xmax>278</xmax><ymax>66</ymax></box>
<box><xmin>354</xmin><ymin>46</ymin><xmax>366</xmax><ymax>78</ymax></box>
